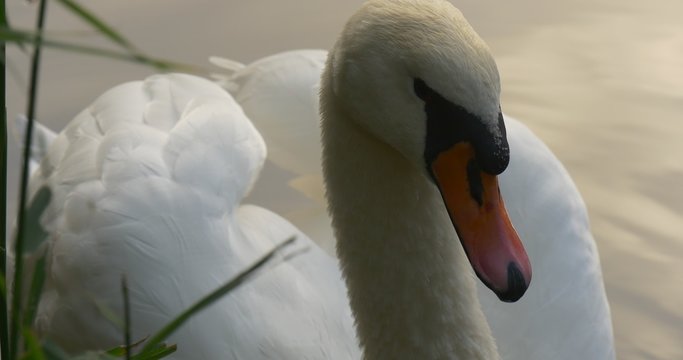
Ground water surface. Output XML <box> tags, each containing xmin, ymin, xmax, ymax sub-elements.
<box><xmin>6</xmin><ymin>1</ymin><xmax>683</xmax><ymax>358</ymax></box>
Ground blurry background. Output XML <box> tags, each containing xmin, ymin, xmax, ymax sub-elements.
<box><xmin>5</xmin><ymin>0</ymin><xmax>683</xmax><ymax>358</ymax></box>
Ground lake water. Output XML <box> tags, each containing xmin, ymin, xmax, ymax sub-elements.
<box><xmin>6</xmin><ymin>0</ymin><xmax>683</xmax><ymax>358</ymax></box>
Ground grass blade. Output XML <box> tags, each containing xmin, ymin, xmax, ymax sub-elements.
<box><xmin>70</xmin><ymin>352</ymin><xmax>118</xmax><ymax>360</ymax></box>
<box><xmin>40</xmin><ymin>341</ymin><xmax>70</xmax><ymax>360</ymax></box>
<box><xmin>130</xmin><ymin>344</ymin><xmax>176</xmax><ymax>360</ymax></box>
<box><xmin>0</xmin><ymin>274</ymin><xmax>5</xmax><ymax>300</ymax></box>
<box><xmin>0</xmin><ymin>265</ymin><xmax>7</xmax><ymax>360</ymax></box>
<box><xmin>104</xmin><ymin>336</ymin><xmax>149</xmax><ymax>358</ymax></box>
<box><xmin>138</xmin><ymin>237</ymin><xmax>296</xmax><ymax>355</ymax></box>
<box><xmin>54</xmin><ymin>0</ymin><xmax>135</xmax><ymax>51</ymax></box>
<box><xmin>121</xmin><ymin>276</ymin><xmax>131</xmax><ymax>360</ymax></box>
<box><xmin>20</xmin><ymin>328</ymin><xmax>46</xmax><ymax>360</ymax></box>
<box><xmin>1</xmin><ymin>0</ymin><xmax>10</xmax><ymax>355</ymax></box>
<box><xmin>22</xmin><ymin>252</ymin><xmax>46</xmax><ymax>329</ymax></box>
<box><xmin>90</xmin><ymin>297</ymin><xmax>123</xmax><ymax>331</ymax></box>
<box><xmin>10</xmin><ymin>0</ymin><xmax>48</xmax><ymax>357</ymax></box>
<box><xmin>17</xmin><ymin>187</ymin><xmax>51</xmax><ymax>333</ymax></box>
<box><xmin>21</xmin><ymin>187</ymin><xmax>50</xmax><ymax>253</ymax></box>
<box><xmin>0</xmin><ymin>28</ymin><xmax>201</xmax><ymax>73</ymax></box>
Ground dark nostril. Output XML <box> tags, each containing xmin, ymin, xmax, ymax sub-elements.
<box><xmin>496</xmin><ymin>262</ymin><xmax>528</xmax><ymax>303</ymax></box>
<box><xmin>466</xmin><ymin>160</ymin><xmax>484</xmax><ymax>207</ymax></box>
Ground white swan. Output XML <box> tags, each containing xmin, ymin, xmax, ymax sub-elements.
<box><xmin>21</xmin><ymin>0</ymin><xmax>614</xmax><ymax>359</ymax></box>
<box><xmin>217</xmin><ymin>3</ymin><xmax>615</xmax><ymax>357</ymax></box>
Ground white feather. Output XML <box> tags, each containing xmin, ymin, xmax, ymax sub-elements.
<box><xmin>27</xmin><ymin>74</ymin><xmax>359</xmax><ymax>359</ymax></box>
<box><xmin>13</xmin><ymin>114</ymin><xmax>58</xmax><ymax>175</ymax></box>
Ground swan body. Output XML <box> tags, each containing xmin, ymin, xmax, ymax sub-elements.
<box><xmin>482</xmin><ymin>118</ymin><xmax>614</xmax><ymax>359</ymax></box>
<box><xmin>214</xmin><ymin>50</ymin><xmax>336</xmax><ymax>254</ymax></box>
<box><xmin>21</xmin><ymin>0</ymin><xmax>614</xmax><ymax>359</ymax></box>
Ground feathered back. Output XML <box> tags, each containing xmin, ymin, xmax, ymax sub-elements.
<box><xmin>32</xmin><ymin>74</ymin><xmax>265</xmax><ymax>225</ymax></box>
<box><xmin>27</xmin><ymin>74</ymin><xmax>273</xmax><ymax>353</ymax></box>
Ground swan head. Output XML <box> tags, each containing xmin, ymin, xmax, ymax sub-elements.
<box><xmin>326</xmin><ymin>0</ymin><xmax>531</xmax><ymax>302</ymax></box>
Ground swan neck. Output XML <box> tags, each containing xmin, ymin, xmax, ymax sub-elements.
<box><xmin>320</xmin><ymin>66</ymin><xmax>499</xmax><ymax>360</ymax></box>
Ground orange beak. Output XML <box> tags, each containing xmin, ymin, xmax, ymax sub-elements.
<box><xmin>431</xmin><ymin>142</ymin><xmax>531</xmax><ymax>302</ymax></box>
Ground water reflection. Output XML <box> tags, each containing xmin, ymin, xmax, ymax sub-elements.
<box><xmin>488</xmin><ymin>1</ymin><xmax>683</xmax><ymax>358</ymax></box>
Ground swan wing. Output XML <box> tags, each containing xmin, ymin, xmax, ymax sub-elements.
<box><xmin>222</xmin><ymin>50</ymin><xmax>327</xmax><ymax>179</ymax></box>
<box><xmin>13</xmin><ymin>114</ymin><xmax>58</xmax><ymax>175</ymax></box>
<box><xmin>478</xmin><ymin>116</ymin><xmax>615</xmax><ymax>360</ymax></box>
<box><xmin>27</xmin><ymin>73</ymin><xmax>358</xmax><ymax>359</ymax></box>
<box><xmin>217</xmin><ymin>50</ymin><xmax>336</xmax><ymax>254</ymax></box>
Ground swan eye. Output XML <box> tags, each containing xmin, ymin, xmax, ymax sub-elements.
<box><xmin>413</xmin><ymin>78</ymin><xmax>435</xmax><ymax>102</ymax></box>
<box><xmin>417</xmin><ymin>78</ymin><xmax>470</xmax><ymax>169</ymax></box>
<box><xmin>416</xmin><ymin>78</ymin><xmax>509</xmax><ymax>177</ymax></box>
